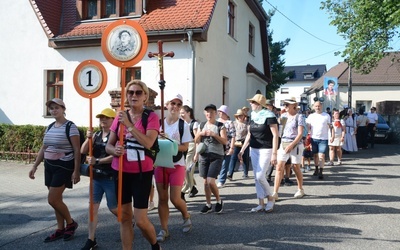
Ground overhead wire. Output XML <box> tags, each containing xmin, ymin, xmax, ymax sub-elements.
<box><xmin>264</xmin><ymin>0</ymin><xmax>345</xmax><ymax>46</ymax></box>
<box><xmin>290</xmin><ymin>47</ymin><xmax>345</xmax><ymax>66</ymax></box>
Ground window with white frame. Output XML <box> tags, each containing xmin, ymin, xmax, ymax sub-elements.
<box><xmin>281</xmin><ymin>88</ymin><xmax>289</xmax><ymax>94</ymax></box>
<box><xmin>79</xmin><ymin>0</ymin><xmax>141</xmax><ymax>20</ymax></box>
<box><xmin>227</xmin><ymin>1</ymin><xmax>236</xmax><ymax>38</ymax></box>
<box><xmin>45</xmin><ymin>70</ymin><xmax>64</xmax><ymax>116</ymax></box>
<box><xmin>125</xmin><ymin>67</ymin><xmax>141</xmax><ymax>84</ymax></box>
<box><xmin>249</xmin><ymin>22</ymin><xmax>255</xmax><ymax>54</ymax></box>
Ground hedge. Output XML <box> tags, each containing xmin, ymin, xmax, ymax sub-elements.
<box><xmin>0</xmin><ymin>124</ymin><xmax>87</xmax><ymax>161</ymax></box>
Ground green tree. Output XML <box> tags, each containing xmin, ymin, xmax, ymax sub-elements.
<box><xmin>321</xmin><ymin>0</ymin><xmax>400</xmax><ymax>73</ymax></box>
<box><xmin>265</xmin><ymin>10</ymin><xmax>290</xmax><ymax>99</ymax></box>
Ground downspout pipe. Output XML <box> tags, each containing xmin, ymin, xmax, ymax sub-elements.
<box><xmin>187</xmin><ymin>30</ymin><xmax>195</xmax><ymax>109</ymax></box>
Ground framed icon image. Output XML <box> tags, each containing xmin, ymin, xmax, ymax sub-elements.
<box><xmin>107</xmin><ymin>25</ymin><xmax>141</xmax><ymax>61</ymax></box>
<box><xmin>101</xmin><ymin>19</ymin><xmax>148</xmax><ymax>67</ymax></box>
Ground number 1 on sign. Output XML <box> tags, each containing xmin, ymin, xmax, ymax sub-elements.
<box><xmin>86</xmin><ymin>70</ymin><xmax>93</xmax><ymax>87</ymax></box>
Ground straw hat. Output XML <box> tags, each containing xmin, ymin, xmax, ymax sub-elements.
<box><xmin>247</xmin><ymin>94</ymin><xmax>272</xmax><ymax>109</ymax></box>
<box><xmin>234</xmin><ymin>109</ymin><xmax>245</xmax><ymax>118</ymax></box>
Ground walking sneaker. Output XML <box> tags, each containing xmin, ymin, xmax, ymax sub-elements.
<box><xmin>284</xmin><ymin>178</ymin><xmax>294</xmax><ymax>186</ymax></box>
<box><xmin>227</xmin><ymin>175</ymin><xmax>233</xmax><ymax>181</ymax></box>
<box><xmin>200</xmin><ymin>205</ymin><xmax>212</xmax><ymax>214</ymax></box>
<box><xmin>44</xmin><ymin>229</ymin><xmax>64</xmax><ymax>243</ymax></box>
<box><xmin>313</xmin><ymin>168</ymin><xmax>319</xmax><ymax>176</ymax></box>
<box><xmin>189</xmin><ymin>186</ymin><xmax>199</xmax><ymax>197</ymax></box>
<box><xmin>148</xmin><ymin>201</ymin><xmax>155</xmax><ymax>211</ymax></box>
<box><xmin>306</xmin><ymin>165</ymin><xmax>311</xmax><ymax>171</ymax></box>
<box><xmin>271</xmin><ymin>192</ymin><xmax>279</xmax><ymax>201</ymax></box>
<box><xmin>215</xmin><ymin>200</ymin><xmax>224</xmax><ymax>213</ymax></box>
<box><xmin>81</xmin><ymin>238</ymin><xmax>97</xmax><ymax>250</ymax></box>
<box><xmin>182</xmin><ymin>214</ymin><xmax>192</xmax><ymax>233</ymax></box>
<box><xmin>294</xmin><ymin>189</ymin><xmax>305</xmax><ymax>198</ymax></box>
<box><xmin>301</xmin><ymin>167</ymin><xmax>306</xmax><ymax>173</ymax></box>
<box><xmin>63</xmin><ymin>219</ymin><xmax>78</xmax><ymax>241</ymax></box>
<box><xmin>327</xmin><ymin>161</ymin><xmax>334</xmax><ymax>166</ymax></box>
<box><xmin>265</xmin><ymin>200</ymin><xmax>274</xmax><ymax>213</ymax></box>
<box><xmin>217</xmin><ymin>182</ymin><xmax>224</xmax><ymax>188</ymax></box>
<box><xmin>250</xmin><ymin>205</ymin><xmax>265</xmax><ymax>213</ymax></box>
<box><xmin>156</xmin><ymin>230</ymin><xmax>170</xmax><ymax>242</ymax></box>
<box><xmin>181</xmin><ymin>192</ymin><xmax>187</xmax><ymax>203</ymax></box>
<box><xmin>337</xmin><ymin>160</ymin><xmax>342</xmax><ymax>165</ymax></box>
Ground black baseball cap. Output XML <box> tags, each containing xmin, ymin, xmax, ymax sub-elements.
<box><xmin>204</xmin><ymin>104</ymin><xmax>217</xmax><ymax>111</ymax></box>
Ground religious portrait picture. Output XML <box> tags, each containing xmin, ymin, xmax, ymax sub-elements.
<box><xmin>106</xmin><ymin>25</ymin><xmax>141</xmax><ymax>61</ymax></box>
<box><xmin>323</xmin><ymin>77</ymin><xmax>338</xmax><ymax>100</ymax></box>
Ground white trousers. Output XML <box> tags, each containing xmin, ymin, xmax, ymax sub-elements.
<box><xmin>250</xmin><ymin>147</ymin><xmax>273</xmax><ymax>199</ymax></box>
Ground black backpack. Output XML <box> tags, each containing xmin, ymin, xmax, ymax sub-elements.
<box><xmin>117</xmin><ymin>109</ymin><xmax>159</xmax><ymax>162</ymax></box>
<box><xmin>189</xmin><ymin>119</ymin><xmax>197</xmax><ymax>139</ymax></box>
<box><xmin>172</xmin><ymin>118</ymin><xmax>185</xmax><ymax>162</ymax></box>
<box><xmin>47</xmin><ymin>121</ymin><xmax>86</xmax><ymax>164</ymax></box>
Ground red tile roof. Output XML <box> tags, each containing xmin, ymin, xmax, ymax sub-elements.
<box><xmin>31</xmin><ymin>0</ymin><xmax>217</xmax><ymax>39</ymax></box>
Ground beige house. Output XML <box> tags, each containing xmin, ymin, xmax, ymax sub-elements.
<box><xmin>0</xmin><ymin>0</ymin><xmax>271</xmax><ymax>126</ymax></box>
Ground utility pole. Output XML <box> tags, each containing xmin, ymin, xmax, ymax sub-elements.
<box><xmin>348</xmin><ymin>63</ymin><xmax>352</xmax><ymax>109</ymax></box>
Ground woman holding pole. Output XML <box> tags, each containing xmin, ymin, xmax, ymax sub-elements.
<box><xmin>106</xmin><ymin>80</ymin><xmax>161</xmax><ymax>250</ymax></box>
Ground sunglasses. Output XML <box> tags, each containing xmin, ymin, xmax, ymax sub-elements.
<box><xmin>127</xmin><ymin>90</ymin><xmax>143</xmax><ymax>96</ymax></box>
<box><xmin>170</xmin><ymin>101</ymin><xmax>182</xmax><ymax>107</ymax></box>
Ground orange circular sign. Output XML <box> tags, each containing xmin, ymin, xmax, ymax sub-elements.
<box><xmin>73</xmin><ymin>60</ymin><xmax>108</xmax><ymax>99</ymax></box>
<box><xmin>101</xmin><ymin>19</ymin><xmax>148</xmax><ymax>67</ymax></box>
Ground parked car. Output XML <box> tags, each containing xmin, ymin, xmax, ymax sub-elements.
<box><xmin>369</xmin><ymin>114</ymin><xmax>391</xmax><ymax>143</ymax></box>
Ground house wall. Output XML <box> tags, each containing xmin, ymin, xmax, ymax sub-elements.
<box><xmin>307</xmin><ymin>86</ymin><xmax>400</xmax><ymax>113</ymax></box>
<box><xmin>274</xmin><ymin>81</ymin><xmax>312</xmax><ymax>108</ymax></box>
<box><xmin>193</xmin><ymin>0</ymin><xmax>267</xmax><ymax>120</ymax></box>
<box><xmin>0</xmin><ymin>2</ymin><xmax>193</xmax><ymax>126</ymax></box>
<box><xmin>0</xmin><ymin>1</ymin><xmax>267</xmax><ymax>126</ymax></box>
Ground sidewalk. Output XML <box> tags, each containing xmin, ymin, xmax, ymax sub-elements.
<box><xmin>1</xmin><ymin>144</ymin><xmax>399</xmax><ymax>249</ymax></box>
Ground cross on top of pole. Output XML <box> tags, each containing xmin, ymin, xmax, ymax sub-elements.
<box><xmin>148</xmin><ymin>40</ymin><xmax>174</xmax><ymax>132</ymax></box>
<box><xmin>148</xmin><ymin>41</ymin><xmax>174</xmax><ymax>89</ymax></box>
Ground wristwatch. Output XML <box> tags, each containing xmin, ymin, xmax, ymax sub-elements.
<box><xmin>95</xmin><ymin>159</ymin><xmax>100</xmax><ymax>165</ymax></box>
<box><xmin>128</xmin><ymin>126</ymin><xmax>134</xmax><ymax>132</ymax></box>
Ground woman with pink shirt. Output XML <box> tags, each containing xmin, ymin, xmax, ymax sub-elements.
<box><xmin>106</xmin><ymin>80</ymin><xmax>161</xmax><ymax>250</ymax></box>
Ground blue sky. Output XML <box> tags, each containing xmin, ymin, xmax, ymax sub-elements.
<box><xmin>263</xmin><ymin>0</ymin><xmax>347</xmax><ymax>70</ymax></box>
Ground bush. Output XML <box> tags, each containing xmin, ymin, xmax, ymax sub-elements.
<box><xmin>0</xmin><ymin>124</ymin><xmax>88</xmax><ymax>160</ymax></box>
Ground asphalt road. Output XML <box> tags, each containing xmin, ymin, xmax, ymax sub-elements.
<box><xmin>1</xmin><ymin>144</ymin><xmax>399</xmax><ymax>249</ymax></box>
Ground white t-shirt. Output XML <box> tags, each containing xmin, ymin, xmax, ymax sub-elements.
<box><xmin>367</xmin><ymin>112</ymin><xmax>378</xmax><ymax>124</ymax></box>
<box><xmin>307</xmin><ymin>112</ymin><xmax>331</xmax><ymax>140</ymax></box>
<box><xmin>163</xmin><ymin>118</ymin><xmax>192</xmax><ymax>166</ymax></box>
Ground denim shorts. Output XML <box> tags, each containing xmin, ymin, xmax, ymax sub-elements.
<box><xmin>311</xmin><ymin>139</ymin><xmax>328</xmax><ymax>154</ymax></box>
<box><xmin>92</xmin><ymin>177</ymin><xmax>117</xmax><ymax>210</ymax></box>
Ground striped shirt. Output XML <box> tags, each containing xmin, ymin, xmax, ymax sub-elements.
<box><xmin>43</xmin><ymin>121</ymin><xmax>79</xmax><ymax>161</ymax></box>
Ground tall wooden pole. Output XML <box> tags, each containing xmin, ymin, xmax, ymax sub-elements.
<box><xmin>148</xmin><ymin>41</ymin><xmax>174</xmax><ymax>189</ymax></box>
<box><xmin>117</xmin><ymin>68</ymin><xmax>126</xmax><ymax>222</ymax></box>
